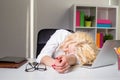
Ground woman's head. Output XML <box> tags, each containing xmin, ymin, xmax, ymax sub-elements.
<box><xmin>59</xmin><ymin>31</ymin><xmax>98</xmax><ymax>65</ymax></box>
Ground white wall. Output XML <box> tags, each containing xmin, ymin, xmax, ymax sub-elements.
<box><xmin>118</xmin><ymin>1</ymin><xmax>120</xmax><ymax>40</ymax></box>
<box><xmin>35</xmin><ymin>0</ymin><xmax>110</xmax><ymax>31</ymax></box>
<box><xmin>0</xmin><ymin>0</ymin><xmax>28</xmax><ymax>57</ymax></box>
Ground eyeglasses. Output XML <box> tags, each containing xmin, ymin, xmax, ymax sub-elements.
<box><xmin>25</xmin><ymin>62</ymin><xmax>47</xmax><ymax>72</ymax></box>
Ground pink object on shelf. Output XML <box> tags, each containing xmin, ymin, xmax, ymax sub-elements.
<box><xmin>97</xmin><ymin>19</ymin><xmax>111</xmax><ymax>24</ymax></box>
<box><xmin>76</xmin><ymin>10</ymin><xmax>80</xmax><ymax>27</ymax></box>
<box><xmin>100</xmin><ymin>33</ymin><xmax>103</xmax><ymax>48</ymax></box>
<box><xmin>118</xmin><ymin>56</ymin><xmax>120</xmax><ymax>70</ymax></box>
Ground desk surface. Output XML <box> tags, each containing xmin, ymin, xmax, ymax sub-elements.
<box><xmin>0</xmin><ymin>63</ymin><xmax>120</xmax><ymax>80</ymax></box>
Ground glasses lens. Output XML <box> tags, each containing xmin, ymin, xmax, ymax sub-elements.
<box><xmin>37</xmin><ymin>64</ymin><xmax>47</xmax><ymax>71</ymax></box>
<box><xmin>25</xmin><ymin>63</ymin><xmax>35</xmax><ymax>72</ymax></box>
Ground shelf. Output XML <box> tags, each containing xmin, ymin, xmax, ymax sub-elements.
<box><xmin>72</xmin><ymin>4</ymin><xmax>118</xmax><ymax>48</ymax></box>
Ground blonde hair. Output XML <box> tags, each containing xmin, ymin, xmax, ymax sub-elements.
<box><xmin>59</xmin><ymin>31</ymin><xmax>98</xmax><ymax>65</ymax></box>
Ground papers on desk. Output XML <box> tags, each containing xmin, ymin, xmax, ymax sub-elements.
<box><xmin>0</xmin><ymin>56</ymin><xmax>27</xmax><ymax>68</ymax></box>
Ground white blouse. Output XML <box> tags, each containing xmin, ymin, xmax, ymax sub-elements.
<box><xmin>36</xmin><ymin>29</ymin><xmax>72</xmax><ymax>63</ymax></box>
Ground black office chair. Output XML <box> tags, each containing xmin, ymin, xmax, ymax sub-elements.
<box><xmin>36</xmin><ymin>28</ymin><xmax>73</xmax><ymax>58</ymax></box>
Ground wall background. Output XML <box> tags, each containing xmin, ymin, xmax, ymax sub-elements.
<box><xmin>0</xmin><ymin>0</ymin><xmax>119</xmax><ymax>58</ymax></box>
<box><xmin>35</xmin><ymin>0</ymin><xmax>110</xmax><ymax>30</ymax></box>
<box><xmin>0</xmin><ymin>0</ymin><xmax>28</xmax><ymax>57</ymax></box>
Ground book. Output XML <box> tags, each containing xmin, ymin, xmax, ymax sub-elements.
<box><xmin>76</xmin><ymin>10</ymin><xmax>80</xmax><ymax>27</ymax></box>
<box><xmin>97</xmin><ymin>19</ymin><xmax>111</xmax><ymax>24</ymax></box>
<box><xmin>96</xmin><ymin>33</ymin><xmax>100</xmax><ymax>48</ymax></box>
<box><xmin>0</xmin><ymin>56</ymin><xmax>27</xmax><ymax>68</ymax></box>
<box><xmin>96</xmin><ymin>32</ymin><xmax>104</xmax><ymax>48</ymax></box>
<box><xmin>97</xmin><ymin>24</ymin><xmax>111</xmax><ymax>28</ymax></box>
<box><xmin>80</xmin><ymin>11</ymin><xmax>85</xmax><ymax>27</ymax></box>
<box><xmin>100</xmin><ymin>33</ymin><xmax>103</xmax><ymax>48</ymax></box>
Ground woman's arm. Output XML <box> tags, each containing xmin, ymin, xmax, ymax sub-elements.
<box><xmin>65</xmin><ymin>54</ymin><xmax>77</xmax><ymax>66</ymax></box>
<box><xmin>36</xmin><ymin>29</ymin><xmax>71</xmax><ymax>63</ymax></box>
<box><xmin>40</xmin><ymin>55</ymin><xmax>55</xmax><ymax>66</ymax></box>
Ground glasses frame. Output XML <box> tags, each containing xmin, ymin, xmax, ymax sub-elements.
<box><xmin>25</xmin><ymin>62</ymin><xmax>47</xmax><ymax>72</ymax></box>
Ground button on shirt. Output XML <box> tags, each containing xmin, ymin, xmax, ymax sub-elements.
<box><xmin>36</xmin><ymin>29</ymin><xmax>72</xmax><ymax>63</ymax></box>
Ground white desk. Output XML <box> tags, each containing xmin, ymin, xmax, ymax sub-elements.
<box><xmin>0</xmin><ymin>63</ymin><xmax>120</xmax><ymax>80</ymax></box>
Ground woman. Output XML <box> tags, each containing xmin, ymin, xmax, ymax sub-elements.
<box><xmin>36</xmin><ymin>29</ymin><xmax>98</xmax><ymax>73</ymax></box>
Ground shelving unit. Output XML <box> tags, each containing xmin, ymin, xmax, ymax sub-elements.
<box><xmin>72</xmin><ymin>4</ymin><xmax>118</xmax><ymax>48</ymax></box>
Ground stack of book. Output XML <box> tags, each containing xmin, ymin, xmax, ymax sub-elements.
<box><xmin>96</xmin><ymin>32</ymin><xmax>103</xmax><ymax>48</ymax></box>
<box><xmin>97</xmin><ymin>19</ymin><xmax>112</xmax><ymax>28</ymax></box>
<box><xmin>76</xmin><ymin>10</ymin><xmax>85</xmax><ymax>27</ymax></box>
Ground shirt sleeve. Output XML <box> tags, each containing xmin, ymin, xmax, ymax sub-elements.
<box><xmin>36</xmin><ymin>29</ymin><xmax>71</xmax><ymax>63</ymax></box>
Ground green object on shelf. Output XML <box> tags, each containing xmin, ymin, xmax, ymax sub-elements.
<box><xmin>103</xmin><ymin>34</ymin><xmax>113</xmax><ymax>42</ymax></box>
<box><xmin>85</xmin><ymin>21</ymin><xmax>92</xmax><ymax>27</ymax></box>
<box><xmin>85</xmin><ymin>15</ymin><xmax>95</xmax><ymax>21</ymax></box>
<box><xmin>84</xmin><ymin>15</ymin><xmax>95</xmax><ymax>27</ymax></box>
<box><xmin>80</xmin><ymin>11</ymin><xmax>85</xmax><ymax>27</ymax></box>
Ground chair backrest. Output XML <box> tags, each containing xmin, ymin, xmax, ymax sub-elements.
<box><xmin>36</xmin><ymin>29</ymin><xmax>73</xmax><ymax>57</ymax></box>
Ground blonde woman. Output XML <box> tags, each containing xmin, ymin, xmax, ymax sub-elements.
<box><xmin>36</xmin><ymin>29</ymin><xmax>98</xmax><ymax>73</ymax></box>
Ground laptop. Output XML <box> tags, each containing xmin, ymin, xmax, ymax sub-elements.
<box><xmin>82</xmin><ymin>40</ymin><xmax>120</xmax><ymax>69</ymax></box>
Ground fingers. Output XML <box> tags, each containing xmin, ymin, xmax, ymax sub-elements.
<box><xmin>51</xmin><ymin>56</ymin><xmax>71</xmax><ymax>73</ymax></box>
<box><xmin>55</xmin><ymin>64</ymin><xmax>70</xmax><ymax>73</ymax></box>
<box><xmin>52</xmin><ymin>62</ymin><xmax>70</xmax><ymax>73</ymax></box>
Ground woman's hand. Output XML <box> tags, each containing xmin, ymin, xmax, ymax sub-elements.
<box><xmin>52</xmin><ymin>55</ymin><xmax>71</xmax><ymax>73</ymax></box>
<box><xmin>52</xmin><ymin>54</ymin><xmax>77</xmax><ymax>73</ymax></box>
